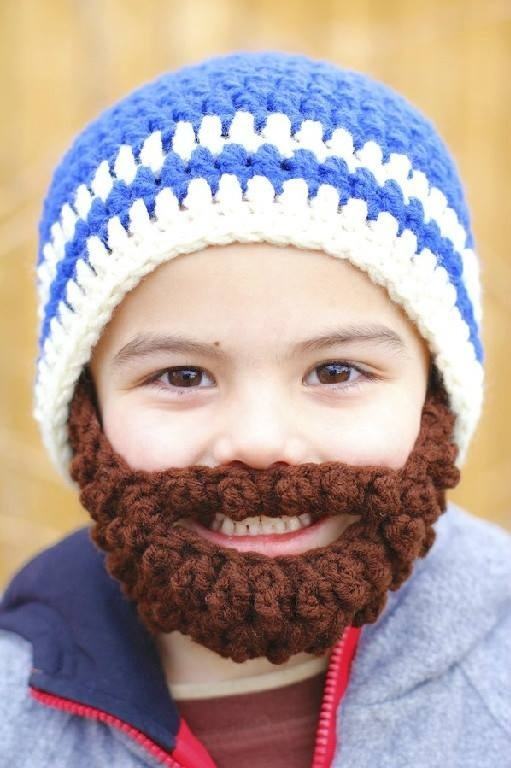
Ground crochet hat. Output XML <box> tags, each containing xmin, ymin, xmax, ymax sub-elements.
<box><xmin>34</xmin><ymin>51</ymin><xmax>484</xmax><ymax>482</ymax></box>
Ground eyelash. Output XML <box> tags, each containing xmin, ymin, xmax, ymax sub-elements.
<box><xmin>143</xmin><ymin>361</ymin><xmax>378</xmax><ymax>396</ymax></box>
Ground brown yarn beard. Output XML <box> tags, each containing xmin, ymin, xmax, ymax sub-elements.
<box><xmin>67</xmin><ymin>370</ymin><xmax>460</xmax><ymax>664</ymax></box>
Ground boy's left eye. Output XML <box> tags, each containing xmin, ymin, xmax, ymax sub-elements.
<box><xmin>144</xmin><ymin>362</ymin><xmax>376</xmax><ymax>394</ymax></box>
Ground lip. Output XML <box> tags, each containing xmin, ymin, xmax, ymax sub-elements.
<box><xmin>175</xmin><ymin>514</ymin><xmax>359</xmax><ymax>557</ymax></box>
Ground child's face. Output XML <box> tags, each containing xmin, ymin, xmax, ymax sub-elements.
<box><xmin>90</xmin><ymin>242</ymin><xmax>430</xmax><ymax>475</ymax></box>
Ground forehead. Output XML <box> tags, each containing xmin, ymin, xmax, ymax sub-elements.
<box><xmin>93</xmin><ymin>242</ymin><xmax>423</xmax><ymax>357</ymax></box>
<box><xmin>112</xmin><ymin>243</ymin><xmax>407</xmax><ymax>316</ymax></box>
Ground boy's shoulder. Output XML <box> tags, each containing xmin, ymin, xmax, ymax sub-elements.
<box><xmin>0</xmin><ymin>628</ymin><xmax>160</xmax><ymax>767</ymax></box>
<box><xmin>440</xmin><ymin>504</ymin><xmax>511</xmax><ymax>736</ymax></box>
<box><xmin>0</xmin><ymin>526</ymin><xmax>179</xmax><ymax>766</ymax></box>
<box><xmin>347</xmin><ymin>502</ymin><xmax>511</xmax><ymax>732</ymax></box>
<box><xmin>0</xmin><ymin>629</ymin><xmax>74</xmax><ymax>764</ymax></box>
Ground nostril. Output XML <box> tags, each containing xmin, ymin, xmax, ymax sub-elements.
<box><xmin>223</xmin><ymin>460</ymin><xmax>248</xmax><ymax>469</ymax></box>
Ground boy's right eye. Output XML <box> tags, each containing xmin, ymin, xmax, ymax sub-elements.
<box><xmin>146</xmin><ymin>366</ymin><xmax>215</xmax><ymax>391</ymax></box>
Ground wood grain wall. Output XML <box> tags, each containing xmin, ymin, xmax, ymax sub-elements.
<box><xmin>1</xmin><ymin>0</ymin><xmax>510</xmax><ymax>586</ymax></box>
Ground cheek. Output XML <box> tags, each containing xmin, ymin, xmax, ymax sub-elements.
<box><xmin>317</xmin><ymin>398</ymin><xmax>423</xmax><ymax>470</ymax></box>
<box><xmin>103</xmin><ymin>406</ymin><xmax>205</xmax><ymax>471</ymax></box>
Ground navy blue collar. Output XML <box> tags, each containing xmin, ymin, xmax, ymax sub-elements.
<box><xmin>0</xmin><ymin>526</ymin><xmax>179</xmax><ymax>750</ymax></box>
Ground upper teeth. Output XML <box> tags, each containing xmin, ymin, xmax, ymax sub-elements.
<box><xmin>210</xmin><ymin>512</ymin><xmax>312</xmax><ymax>536</ymax></box>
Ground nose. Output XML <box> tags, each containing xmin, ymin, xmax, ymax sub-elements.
<box><xmin>212</xmin><ymin>386</ymin><xmax>306</xmax><ymax>469</ymax></box>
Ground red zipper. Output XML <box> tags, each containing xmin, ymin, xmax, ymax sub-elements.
<box><xmin>310</xmin><ymin>626</ymin><xmax>361</xmax><ymax>768</ymax></box>
<box><xmin>31</xmin><ymin>625</ymin><xmax>360</xmax><ymax>768</ymax></box>
<box><xmin>30</xmin><ymin>687</ymin><xmax>213</xmax><ymax>768</ymax></box>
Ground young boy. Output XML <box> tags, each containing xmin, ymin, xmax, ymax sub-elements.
<box><xmin>1</xmin><ymin>51</ymin><xmax>510</xmax><ymax>767</ymax></box>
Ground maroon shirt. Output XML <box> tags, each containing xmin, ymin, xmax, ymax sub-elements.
<box><xmin>176</xmin><ymin>670</ymin><xmax>327</xmax><ymax>767</ymax></box>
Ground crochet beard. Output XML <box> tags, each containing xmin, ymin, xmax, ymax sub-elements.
<box><xmin>67</xmin><ymin>369</ymin><xmax>460</xmax><ymax>665</ymax></box>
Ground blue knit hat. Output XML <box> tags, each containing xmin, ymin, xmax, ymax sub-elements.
<box><xmin>35</xmin><ymin>51</ymin><xmax>484</xmax><ymax>482</ymax></box>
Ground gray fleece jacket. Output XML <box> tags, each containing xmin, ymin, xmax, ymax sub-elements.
<box><xmin>0</xmin><ymin>502</ymin><xmax>510</xmax><ymax>767</ymax></box>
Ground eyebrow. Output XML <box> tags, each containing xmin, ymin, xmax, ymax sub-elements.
<box><xmin>112</xmin><ymin>324</ymin><xmax>408</xmax><ymax>368</ymax></box>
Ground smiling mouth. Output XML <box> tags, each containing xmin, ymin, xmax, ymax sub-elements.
<box><xmin>173</xmin><ymin>512</ymin><xmax>359</xmax><ymax>556</ymax></box>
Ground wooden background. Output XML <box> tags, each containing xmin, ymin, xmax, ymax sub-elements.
<box><xmin>1</xmin><ymin>0</ymin><xmax>510</xmax><ymax>587</ymax></box>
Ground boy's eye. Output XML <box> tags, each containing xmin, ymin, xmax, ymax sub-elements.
<box><xmin>144</xmin><ymin>361</ymin><xmax>375</xmax><ymax>394</ymax></box>
<box><xmin>153</xmin><ymin>367</ymin><xmax>215</xmax><ymax>390</ymax></box>
<box><xmin>306</xmin><ymin>362</ymin><xmax>365</xmax><ymax>386</ymax></box>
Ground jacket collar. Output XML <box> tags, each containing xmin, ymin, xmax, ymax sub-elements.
<box><xmin>0</xmin><ymin>526</ymin><xmax>179</xmax><ymax>751</ymax></box>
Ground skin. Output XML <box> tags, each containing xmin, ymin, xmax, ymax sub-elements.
<box><xmin>89</xmin><ymin>242</ymin><xmax>431</xmax><ymax>687</ymax></box>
